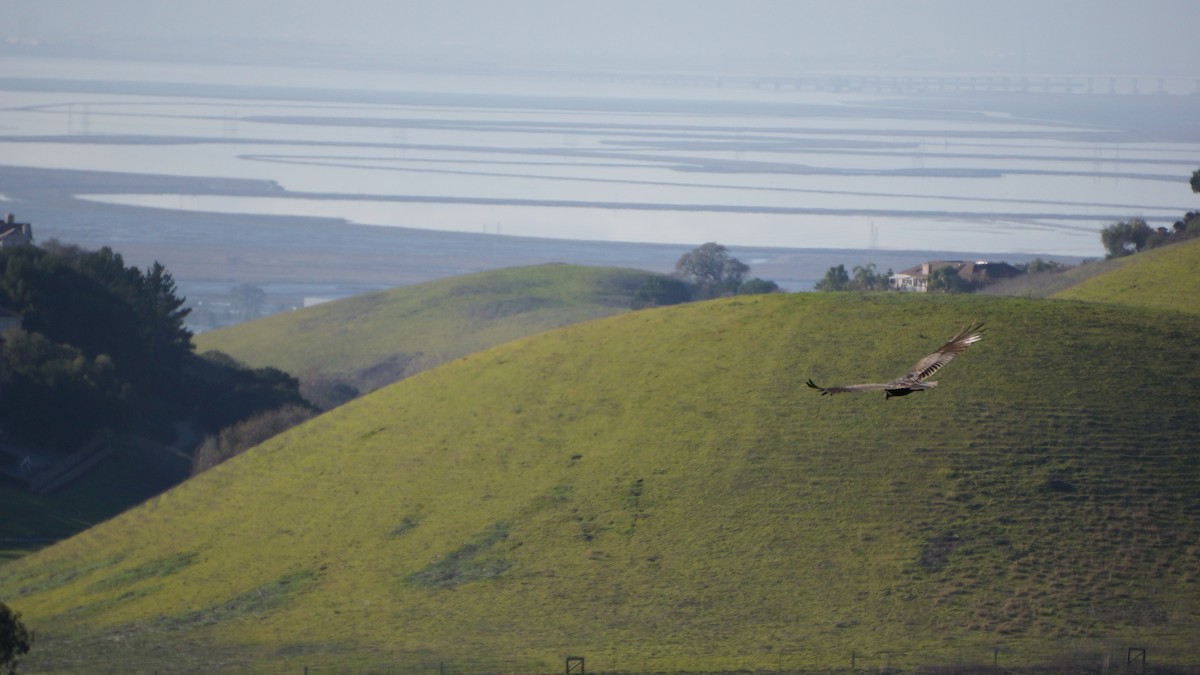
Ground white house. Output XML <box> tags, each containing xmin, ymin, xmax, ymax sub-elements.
<box><xmin>889</xmin><ymin>261</ymin><xmax>963</xmax><ymax>292</ymax></box>
<box><xmin>0</xmin><ymin>214</ymin><xmax>33</xmax><ymax>248</ymax></box>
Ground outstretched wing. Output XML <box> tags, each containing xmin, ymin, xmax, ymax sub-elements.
<box><xmin>806</xmin><ymin>379</ymin><xmax>891</xmax><ymax>396</ymax></box>
<box><xmin>903</xmin><ymin>322</ymin><xmax>984</xmax><ymax>383</ymax></box>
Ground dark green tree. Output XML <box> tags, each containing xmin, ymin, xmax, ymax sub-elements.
<box><xmin>0</xmin><ymin>601</ymin><xmax>33</xmax><ymax>675</ymax></box>
<box><xmin>1174</xmin><ymin>211</ymin><xmax>1200</xmax><ymax>238</ymax></box>
<box><xmin>631</xmin><ymin>276</ymin><xmax>691</xmax><ymax>309</ymax></box>
<box><xmin>673</xmin><ymin>242</ymin><xmax>750</xmax><ymax>299</ymax></box>
<box><xmin>851</xmin><ymin>263</ymin><xmax>892</xmax><ymax>291</ymax></box>
<box><xmin>1100</xmin><ymin>218</ymin><xmax>1154</xmax><ymax>258</ymax></box>
<box><xmin>737</xmin><ymin>278</ymin><xmax>780</xmax><ymax>295</ymax></box>
<box><xmin>0</xmin><ymin>245</ymin><xmax>192</xmax><ymax>391</ymax></box>
<box><xmin>137</xmin><ymin>262</ymin><xmax>193</xmax><ymax>389</ymax></box>
<box><xmin>1</xmin><ymin>243</ymin><xmax>307</xmax><ymax>451</ymax></box>
<box><xmin>1191</xmin><ymin>168</ymin><xmax>1200</xmax><ymax>193</ymax></box>
<box><xmin>814</xmin><ymin>264</ymin><xmax>850</xmax><ymax>291</ymax></box>
<box><xmin>185</xmin><ymin>352</ymin><xmax>311</xmax><ymax>433</ymax></box>
<box><xmin>230</xmin><ymin>283</ymin><xmax>266</xmax><ymax>321</ymax></box>
<box><xmin>927</xmin><ymin>266</ymin><xmax>977</xmax><ymax>293</ymax></box>
<box><xmin>0</xmin><ymin>331</ymin><xmax>129</xmax><ymax>450</ymax></box>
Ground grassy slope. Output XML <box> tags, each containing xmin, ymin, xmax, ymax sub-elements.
<box><xmin>1050</xmin><ymin>238</ymin><xmax>1200</xmax><ymax>314</ymax></box>
<box><xmin>2</xmin><ymin>264</ymin><xmax>656</xmax><ymax>561</ymax></box>
<box><xmin>4</xmin><ymin>293</ymin><xmax>1200</xmax><ymax>672</ymax></box>
<box><xmin>0</xmin><ymin>440</ymin><xmax>190</xmax><ymax>562</ymax></box>
<box><xmin>193</xmin><ymin>264</ymin><xmax>661</xmax><ymax>392</ymax></box>
<box><xmin>978</xmin><ymin>257</ymin><xmax>1119</xmax><ymax>299</ymax></box>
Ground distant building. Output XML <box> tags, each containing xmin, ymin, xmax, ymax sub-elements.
<box><xmin>890</xmin><ymin>260</ymin><xmax>962</xmax><ymax>292</ymax></box>
<box><xmin>889</xmin><ymin>260</ymin><xmax>1021</xmax><ymax>292</ymax></box>
<box><xmin>0</xmin><ymin>214</ymin><xmax>33</xmax><ymax>248</ymax></box>
<box><xmin>956</xmin><ymin>260</ymin><xmax>1021</xmax><ymax>285</ymax></box>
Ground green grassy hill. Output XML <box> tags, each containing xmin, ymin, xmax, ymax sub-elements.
<box><xmin>1050</xmin><ymin>238</ymin><xmax>1200</xmax><ymax>313</ymax></box>
<box><xmin>2</xmin><ymin>264</ymin><xmax>658</xmax><ymax>561</ymax></box>
<box><xmin>4</xmin><ymin>293</ymin><xmax>1200</xmax><ymax>672</ymax></box>
<box><xmin>194</xmin><ymin>264</ymin><xmax>663</xmax><ymax>399</ymax></box>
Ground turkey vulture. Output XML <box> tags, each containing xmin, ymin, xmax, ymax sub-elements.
<box><xmin>807</xmin><ymin>322</ymin><xmax>984</xmax><ymax>399</ymax></box>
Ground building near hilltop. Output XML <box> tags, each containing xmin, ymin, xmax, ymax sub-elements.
<box><xmin>0</xmin><ymin>214</ymin><xmax>33</xmax><ymax>248</ymax></box>
<box><xmin>890</xmin><ymin>260</ymin><xmax>1021</xmax><ymax>292</ymax></box>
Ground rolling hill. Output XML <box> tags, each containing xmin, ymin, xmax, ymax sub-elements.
<box><xmin>3</xmin><ymin>292</ymin><xmax>1199</xmax><ymax>673</ymax></box>
<box><xmin>2</xmin><ymin>264</ymin><xmax>663</xmax><ymax>562</ymax></box>
<box><xmin>193</xmin><ymin>264</ymin><xmax>666</xmax><ymax>401</ymax></box>
<box><xmin>1051</xmin><ymin>237</ymin><xmax>1200</xmax><ymax>314</ymax></box>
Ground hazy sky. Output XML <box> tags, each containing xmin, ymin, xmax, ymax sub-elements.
<box><xmin>7</xmin><ymin>0</ymin><xmax>1200</xmax><ymax>75</ymax></box>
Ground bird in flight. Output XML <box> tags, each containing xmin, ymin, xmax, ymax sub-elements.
<box><xmin>807</xmin><ymin>322</ymin><xmax>984</xmax><ymax>399</ymax></box>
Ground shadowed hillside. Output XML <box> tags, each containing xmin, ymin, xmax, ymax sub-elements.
<box><xmin>1051</xmin><ymin>237</ymin><xmax>1200</xmax><ymax>314</ymax></box>
<box><xmin>3</xmin><ymin>293</ymin><xmax>1199</xmax><ymax>672</ymax></box>
<box><xmin>193</xmin><ymin>264</ymin><xmax>666</xmax><ymax>403</ymax></box>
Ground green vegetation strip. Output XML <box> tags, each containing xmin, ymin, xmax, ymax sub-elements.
<box><xmin>87</xmin><ymin>552</ymin><xmax>198</xmax><ymax>592</ymax></box>
<box><xmin>407</xmin><ymin>523</ymin><xmax>512</xmax><ymax>588</ymax></box>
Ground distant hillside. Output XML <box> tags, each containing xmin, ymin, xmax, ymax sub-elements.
<box><xmin>977</xmin><ymin>257</ymin><xmax>1116</xmax><ymax>298</ymax></box>
<box><xmin>194</xmin><ymin>264</ymin><xmax>664</xmax><ymax>403</ymax></box>
<box><xmin>4</xmin><ymin>293</ymin><xmax>1199</xmax><ymax>672</ymax></box>
<box><xmin>1051</xmin><ymin>237</ymin><xmax>1200</xmax><ymax>314</ymax></box>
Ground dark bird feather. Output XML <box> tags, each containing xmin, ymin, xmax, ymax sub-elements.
<box><xmin>807</xmin><ymin>322</ymin><xmax>984</xmax><ymax>399</ymax></box>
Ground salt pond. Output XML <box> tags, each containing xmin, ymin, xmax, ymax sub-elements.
<box><xmin>2</xmin><ymin>56</ymin><xmax>1198</xmax><ymax>258</ymax></box>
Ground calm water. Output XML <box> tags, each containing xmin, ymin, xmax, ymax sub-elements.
<box><xmin>2</xmin><ymin>56</ymin><xmax>1198</xmax><ymax>257</ymax></box>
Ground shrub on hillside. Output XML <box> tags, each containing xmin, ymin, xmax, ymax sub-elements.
<box><xmin>186</xmin><ymin>351</ymin><xmax>311</xmax><ymax>433</ymax></box>
<box><xmin>631</xmin><ymin>276</ymin><xmax>691</xmax><ymax>309</ymax></box>
<box><xmin>737</xmin><ymin>278</ymin><xmax>780</xmax><ymax>295</ymax></box>
<box><xmin>0</xmin><ymin>601</ymin><xmax>32</xmax><ymax>675</ymax></box>
<box><xmin>300</xmin><ymin>377</ymin><xmax>361</xmax><ymax>411</ymax></box>
<box><xmin>191</xmin><ymin>404</ymin><xmax>316</xmax><ymax>474</ymax></box>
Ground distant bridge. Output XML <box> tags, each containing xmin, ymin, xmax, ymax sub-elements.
<box><xmin>559</xmin><ymin>71</ymin><xmax>1200</xmax><ymax>96</ymax></box>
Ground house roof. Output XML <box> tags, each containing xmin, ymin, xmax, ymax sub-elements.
<box><xmin>0</xmin><ymin>220</ymin><xmax>32</xmax><ymax>244</ymax></box>
<box><xmin>891</xmin><ymin>260</ymin><xmax>1022</xmax><ymax>282</ymax></box>
<box><xmin>893</xmin><ymin>260</ymin><xmax>963</xmax><ymax>278</ymax></box>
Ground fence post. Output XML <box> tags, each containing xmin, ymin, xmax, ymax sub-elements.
<box><xmin>566</xmin><ymin>655</ymin><xmax>585</xmax><ymax>674</ymax></box>
<box><xmin>1128</xmin><ymin>647</ymin><xmax>1146</xmax><ymax>671</ymax></box>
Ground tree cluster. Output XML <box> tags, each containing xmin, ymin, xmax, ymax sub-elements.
<box><xmin>926</xmin><ymin>265</ymin><xmax>980</xmax><ymax>293</ymax></box>
<box><xmin>3</xmin><ymin>242</ymin><xmax>191</xmax><ymax>394</ymax></box>
<box><xmin>630</xmin><ymin>275</ymin><xmax>692</xmax><ymax>309</ymax></box>
<box><xmin>0</xmin><ymin>243</ymin><xmax>308</xmax><ymax>454</ymax></box>
<box><xmin>1100</xmin><ymin>213</ymin><xmax>1200</xmax><ymax>258</ymax></box>
<box><xmin>1019</xmin><ymin>257</ymin><xmax>1067</xmax><ymax>274</ymax></box>
<box><xmin>814</xmin><ymin>263</ymin><xmax>893</xmax><ymax>292</ymax></box>
<box><xmin>660</xmin><ymin>242</ymin><xmax>778</xmax><ymax>304</ymax></box>
<box><xmin>1100</xmin><ymin>170</ymin><xmax>1200</xmax><ymax>258</ymax></box>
